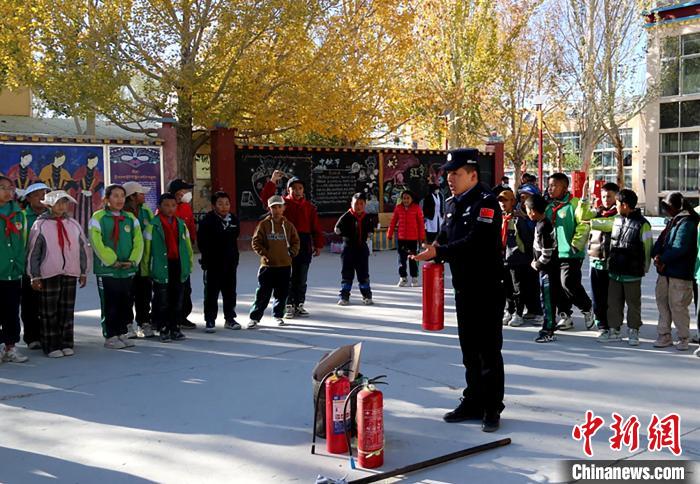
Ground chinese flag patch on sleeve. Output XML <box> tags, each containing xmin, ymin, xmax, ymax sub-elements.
<box><xmin>479</xmin><ymin>207</ymin><xmax>495</xmax><ymax>219</ymax></box>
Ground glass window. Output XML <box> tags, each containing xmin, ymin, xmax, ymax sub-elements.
<box><xmin>682</xmin><ymin>57</ymin><xmax>700</xmax><ymax>95</ymax></box>
<box><xmin>663</xmin><ymin>36</ymin><xmax>680</xmax><ymax>58</ymax></box>
<box><xmin>661</xmin><ymin>132</ymin><xmax>679</xmax><ymax>153</ymax></box>
<box><xmin>686</xmin><ymin>154</ymin><xmax>699</xmax><ymax>191</ymax></box>
<box><xmin>661</xmin><ymin>102</ymin><xmax>680</xmax><ymax>129</ymax></box>
<box><xmin>621</xmin><ymin>129</ymin><xmax>633</xmax><ymax>148</ymax></box>
<box><xmin>604</xmin><ymin>152</ymin><xmax>615</xmax><ymax>167</ymax></box>
<box><xmin>683</xmin><ymin>33</ymin><xmax>700</xmax><ymax>56</ymax></box>
<box><xmin>623</xmin><ymin>151</ymin><xmax>632</xmax><ymax>167</ymax></box>
<box><xmin>662</xmin><ymin>155</ymin><xmax>681</xmax><ymax>190</ymax></box>
<box><xmin>681</xmin><ymin>132</ymin><xmax>699</xmax><ymax>152</ymax></box>
<box><xmin>681</xmin><ymin>100</ymin><xmax>700</xmax><ymax>127</ymax></box>
<box><xmin>662</xmin><ymin>58</ymin><xmax>680</xmax><ymax>96</ymax></box>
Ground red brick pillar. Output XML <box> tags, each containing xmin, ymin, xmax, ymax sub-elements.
<box><xmin>157</xmin><ymin>116</ymin><xmax>178</xmax><ymax>185</ymax></box>
<box><xmin>486</xmin><ymin>137</ymin><xmax>505</xmax><ymax>186</ymax></box>
<box><xmin>210</xmin><ymin>127</ymin><xmax>238</xmax><ymax>211</ymax></box>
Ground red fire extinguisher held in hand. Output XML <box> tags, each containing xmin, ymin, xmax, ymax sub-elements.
<box><xmin>422</xmin><ymin>262</ymin><xmax>444</xmax><ymax>331</ymax></box>
<box><xmin>325</xmin><ymin>371</ymin><xmax>351</xmax><ymax>454</ymax></box>
<box><xmin>344</xmin><ymin>375</ymin><xmax>387</xmax><ymax>469</ymax></box>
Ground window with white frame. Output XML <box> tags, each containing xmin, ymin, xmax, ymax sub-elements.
<box><xmin>660</xmin><ymin>33</ymin><xmax>700</xmax><ymax>96</ymax></box>
<box><xmin>660</xmin><ymin>131</ymin><xmax>700</xmax><ymax>191</ymax></box>
<box><xmin>592</xmin><ymin>129</ymin><xmax>633</xmax><ymax>187</ymax></box>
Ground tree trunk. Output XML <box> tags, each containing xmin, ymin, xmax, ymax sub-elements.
<box><xmin>176</xmin><ymin>123</ymin><xmax>195</xmax><ymax>182</ymax></box>
<box><xmin>513</xmin><ymin>161</ymin><xmax>522</xmax><ymax>191</ymax></box>
<box><xmin>613</xmin><ymin>135</ymin><xmax>625</xmax><ymax>188</ymax></box>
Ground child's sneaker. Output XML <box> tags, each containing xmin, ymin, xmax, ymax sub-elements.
<box><xmin>295</xmin><ymin>304</ymin><xmax>310</xmax><ymax>317</ymax></box>
<box><xmin>104</xmin><ymin>337</ymin><xmax>126</xmax><ymax>349</ymax></box>
<box><xmin>411</xmin><ymin>277</ymin><xmax>420</xmax><ymax>287</ymax></box>
<box><xmin>556</xmin><ymin>313</ymin><xmax>574</xmax><ymax>331</ymax></box>
<box><xmin>62</xmin><ymin>348</ymin><xmax>74</xmax><ymax>356</ymax></box>
<box><xmin>284</xmin><ymin>304</ymin><xmax>296</xmax><ymax>319</ymax></box>
<box><xmin>171</xmin><ymin>330</ymin><xmax>186</xmax><ymax>341</ymax></box>
<box><xmin>126</xmin><ymin>323</ymin><xmax>137</xmax><ymax>339</ymax></box>
<box><xmin>596</xmin><ymin>329</ymin><xmax>610</xmax><ymax>342</ymax></box>
<box><xmin>48</xmin><ymin>349</ymin><xmax>64</xmax><ymax>358</ymax></box>
<box><xmin>509</xmin><ymin>315</ymin><xmax>525</xmax><ymax>327</ymax></box>
<box><xmin>535</xmin><ymin>333</ymin><xmax>556</xmax><ymax>343</ymax></box>
<box><xmin>694</xmin><ymin>347</ymin><xmax>700</xmax><ymax>357</ymax></box>
<box><xmin>607</xmin><ymin>328</ymin><xmax>622</xmax><ymax>342</ymax></box>
<box><xmin>628</xmin><ymin>328</ymin><xmax>640</xmax><ymax>346</ymax></box>
<box><xmin>159</xmin><ymin>331</ymin><xmax>171</xmax><ymax>343</ymax></box>
<box><xmin>582</xmin><ymin>311</ymin><xmax>595</xmax><ymax>330</ymax></box>
<box><xmin>140</xmin><ymin>323</ymin><xmax>155</xmax><ymax>338</ymax></box>
<box><xmin>362</xmin><ymin>298</ymin><xmax>374</xmax><ymax>305</ymax></box>
<box><xmin>397</xmin><ymin>277</ymin><xmax>408</xmax><ymax>287</ymax></box>
<box><xmin>27</xmin><ymin>341</ymin><xmax>41</xmax><ymax>350</ymax></box>
<box><xmin>247</xmin><ymin>320</ymin><xmax>259</xmax><ymax>329</ymax></box>
<box><xmin>653</xmin><ymin>334</ymin><xmax>673</xmax><ymax>348</ymax></box>
<box><xmin>502</xmin><ymin>310</ymin><xmax>513</xmax><ymax>326</ymax></box>
<box><xmin>118</xmin><ymin>335</ymin><xmax>135</xmax><ymax>348</ymax></box>
<box><xmin>205</xmin><ymin>322</ymin><xmax>216</xmax><ymax>333</ymax></box>
<box><xmin>337</xmin><ymin>298</ymin><xmax>349</xmax><ymax>306</ymax></box>
<box><xmin>676</xmin><ymin>338</ymin><xmax>689</xmax><ymax>351</ymax></box>
<box><xmin>224</xmin><ymin>320</ymin><xmax>241</xmax><ymax>330</ymax></box>
<box><xmin>276</xmin><ymin>318</ymin><xmax>286</xmax><ymax>326</ymax></box>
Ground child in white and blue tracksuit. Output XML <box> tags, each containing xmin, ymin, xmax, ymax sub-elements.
<box><xmin>334</xmin><ymin>193</ymin><xmax>375</xmax><ymax>305</ymax></box>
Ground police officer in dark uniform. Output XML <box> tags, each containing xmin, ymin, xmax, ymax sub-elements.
<box><xmin>413</xmin><ymin>148</ymin><xmax>506</xmax><ymax>432</ymax></box>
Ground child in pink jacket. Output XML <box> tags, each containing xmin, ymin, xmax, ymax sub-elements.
<box><xmin>387</xmin><ymin>190</ymin><xmax>425</xmax><ymax>287</ymax></box>
<box><xmin>27</xmin><ymin>191</ymin><xmax>91</xmax><ymax>358</ymax></box>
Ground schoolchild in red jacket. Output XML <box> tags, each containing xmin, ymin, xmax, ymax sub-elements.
<box><xmin>387</xmin><ymin>190</ymin><xmax>425</xmax><ymax>287</ymax></box>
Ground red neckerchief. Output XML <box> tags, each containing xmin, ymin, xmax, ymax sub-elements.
<box><xmin>350</xmin><ymin>209</ymin><xmax>366</xmax><ymax>244</ymax></box>
<box><xmin>54</xmin><ymin>216</ymin><xmax>71</xmax><ymax>252</ymax></box>
<box><xmin>598</xmin><ymin>206</ymin><xmax>618</xmax><ymax>218</ymax></box>
<box><xmin>159</xmin><ymin>213</ymin><xmax>180</xmax><ymax>259</ymax></box>
<box><xmin>549</xmin><ymin>193</ymin><xmax>571</xmax><ymax>224</ymax></box>
<box><xmin>111</xmin><ymin>213</ymin><xmax>126</xmax><ymax>246</ymax></box>
<box><xmin>501</xmin><ymin>212</ymin><xmax>513</xmax><ymax>249</ymax></box>
<box><xmin>0</xmin><ymin>212</ymin><xmax>19</xmax><ymax>237</ymax></box>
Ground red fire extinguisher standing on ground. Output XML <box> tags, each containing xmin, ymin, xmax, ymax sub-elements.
<box><xmin>325</xmin><ymin>372</ymin><xmax>351</xmax><ymax>454</ymax></box>
<box><xmin>356</xmin><ymin>383</ymin><xmax>384</xmax><ymax>468</ymax></box>
<box><xmin>422</xmin><ymin>262</ymin><xmax>444</xmax><ymax>331</ymax></box>
<box><xmin>343</xmin><ymin>375</ymin><xmax>387</xmax><ymax>469</ymax></box>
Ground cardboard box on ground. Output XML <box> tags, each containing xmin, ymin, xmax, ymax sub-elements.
<box><xmin>312</xmin><ymin>343</ymin><xmax>363</xmax><ymax>439</ymax></box>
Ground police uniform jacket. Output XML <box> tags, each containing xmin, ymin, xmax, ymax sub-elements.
<box><xmin>435</xmin><ymin>182</ymin><xmax>503</xmax><ymax>289</ymax></box>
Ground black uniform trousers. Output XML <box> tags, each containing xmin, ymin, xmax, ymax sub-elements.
<box><xmin>21</xmin><ymin>275</ymin><xmax>41</xmax><ymax>344</ymax></box>
<box><xmin>558</xmin><ymin>258</ymin><xmax>592</xmax><ymax>316</ymax></box>
<box><xmin>288</xmin><ymin>234</ymin><xmax>312</xmax><ymax>307</ymax></box>
<box><xmin>152</xmin><ymin>260</ymin><xmax>185</xmax><ymax>333</ymax></box>
<box><xmin>97</xmin><ymin>276</ymin><xmax>134</xmax><ymax>338</ymax></box>
<box><xmin>454</xmin><ymin>281</ymin><xmax>505</xmax><ymax>414</ymax></box>
<box><xmin>250</xmin><ymin>266</ymin><xmax>291</xmax><ymax>321</ymax></box>
<box><xmin>203</xmin><ymin>261</ymin><xmax>238</xmax><ymax>324</ymax></box>
<box><xmin>0</xmin><ymin>280</ymin><xmax>22</xmax><ymax>346</ymax></box>
<box><xmin>132</xmin><ymin>273</ymin><xmax>152</xmax><ymax>327</ymax></box>
<box><xmin>397</xmin><ymin>239</ymin><xmax>419</xmax><ymax>278</ymax></box>
<box><xmin>590</xmin><ymin>267</ymin><xmax>609</xmax><ymax>329</ymax></box>
<box><xmin>340</xmin><ymin>243</ymin><xmax>372</xmax><ymax>300</ymax></box>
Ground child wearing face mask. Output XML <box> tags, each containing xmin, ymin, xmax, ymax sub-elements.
<box><xmin>167</xmin><ymin>178</ymin><xmax>197</xmax><ymax>330</ymax></box>
<box><xmin>89</xmin><ymin>184</ymin><xmax>144</xmax><ymax>349</ymax></box>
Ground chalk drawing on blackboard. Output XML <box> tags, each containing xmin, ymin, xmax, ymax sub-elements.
<box><xmin>246</xmin><ymin>154</ymin><xmax>311</xmax><ymax>203</ymax></box>
<box><xmin>240</xmin><ymin>191</ymin><xmax>256</xmax><ymax>207</ymax></box>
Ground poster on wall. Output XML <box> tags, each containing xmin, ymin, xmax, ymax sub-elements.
<box><xmin>382</xmin><ymin>152</ymin><xmax>446</xmax><ymax>211</ymax></box>
<box><xmin>0</xmin><ymin>143</ymin><xmax>106</xmax><ymax>234</ymax></box>
<box><xmin>235</xmin><ymin>149</ymin><xmax>380</xmax><ymax>220</ymax></box>
<box><xmin>108</xmin><ymin>146</ymin><xmax>163</xmax><ymax>212</ymax></box>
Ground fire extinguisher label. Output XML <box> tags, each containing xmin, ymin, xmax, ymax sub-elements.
<box><xmin>362</xmin><ymin>407</ymin><xmax>383</xmax><ymax>449</ymax></box>
<box><xmin>332</xmin><ymin>397</ymin><xmax>349</xmax><ymax>435</ymax></box>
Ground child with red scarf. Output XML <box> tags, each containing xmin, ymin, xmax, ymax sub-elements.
<box><xmin>334</xmin><ymin>193</ymin><xmax>376</xmax><ymax>305</ymax></box>
<box><xmin>144</xmin><ymin>193</ymin><xmax>193</xmax><ymax>342</ymax></box>
<box><xmin>27</xmin><ymin>191</ymin><xmax>90</xmax><ymax>357</ymax></box>
<box><xmin>89</xmin><ymin>184</ymin><xmax>144</xmax><ymax>350</ymax></box>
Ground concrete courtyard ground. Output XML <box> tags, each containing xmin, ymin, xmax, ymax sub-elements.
<box><xmin>1</xmin><ymin>250</ymin><xmax>699</xmax><ymax>483</ymax></box>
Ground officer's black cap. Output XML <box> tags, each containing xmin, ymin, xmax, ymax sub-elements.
<box><xmin>167</xmin><ymin>178</ymin><xmax>194</xmax><ymax>194</ymax></box>
<box><xmin>442</xmin><ymin>148</ymin><xmax>480</xmax><ymax>172</ymax></box>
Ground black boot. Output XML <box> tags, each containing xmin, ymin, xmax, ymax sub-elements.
<box><xmin>443</xmin><ymin>398</ymin><xmax>483</xmax><ymax>423</ymax></box>
<box><xmin>482</xmin><ymin>411</ymin><xmax>501</xmax><ymax>432</ymax></box>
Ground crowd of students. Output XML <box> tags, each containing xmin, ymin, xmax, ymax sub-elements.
<box><xmin>1</xmin><ymin>167</ymin><xmax>699</xmax><ymax>363</ymax></box>
<box><xmin>496</xmin><ymin>172</ymin><xmax>699</xmax><ymax>356</ymax></box>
